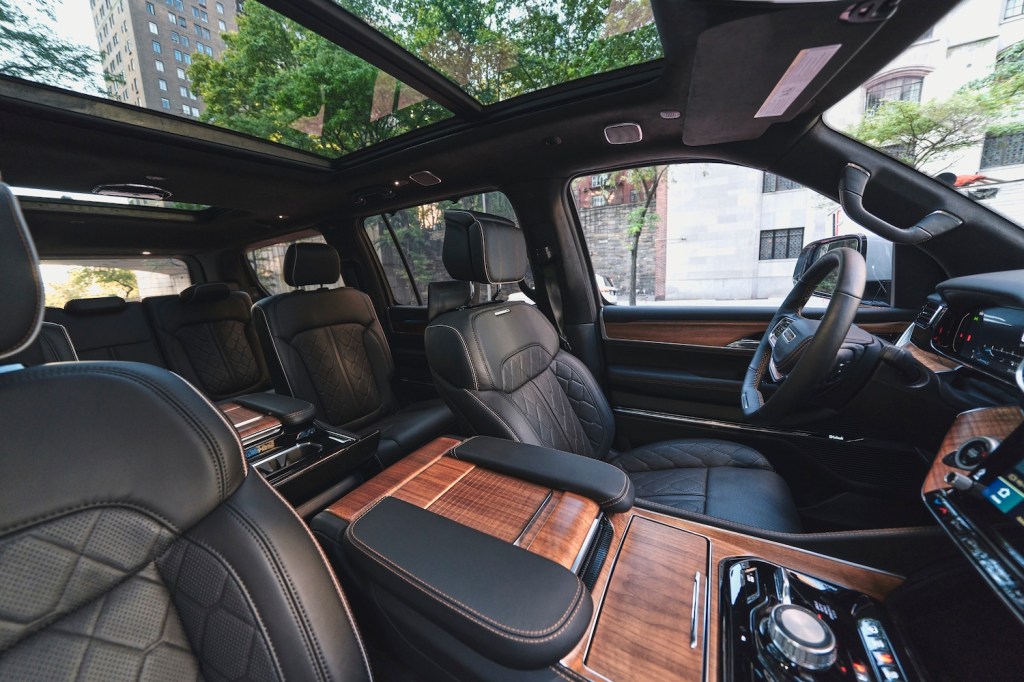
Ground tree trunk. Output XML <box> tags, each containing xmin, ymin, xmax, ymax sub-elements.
<box><xmin>629</xmin><ymin>229</ymin><xmax>641</xmax><ymax>305</ymax></box>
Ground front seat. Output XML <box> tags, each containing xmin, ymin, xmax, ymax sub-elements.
<box><xmin>425</xmin><ymin>210</ymin><xmax>801</xmax><ymax>533</ymax></box>
<box><xmin>0</xmin><ymin>184</ymin><xmax>372</xmax><ymax>681</ymax></box>
<box><xmin>253</xmin><ymin>242</ymin><xmax>455</xmax><ymax>469</ymax></box>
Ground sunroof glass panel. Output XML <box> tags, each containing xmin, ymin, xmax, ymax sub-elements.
<box><xmin>338</xmin><ymin>0</ymin><xmax>663</xmax><ymax>104</ymax></box>
<box><xmin>1</xmin><ymin>0</ymin><xmax>452</xmax><ymax>159</ymax></box>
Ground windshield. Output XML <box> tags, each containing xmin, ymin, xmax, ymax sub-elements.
<box><xmin>826</xmin><ymin>0</ymin><xmax>1024</xmax><ymax>227</ymax></box>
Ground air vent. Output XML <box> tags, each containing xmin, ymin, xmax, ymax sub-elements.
<box><xmin>914</xmin><ymin>300</ymin><xmax>946</xmax><ymax>330</ymax></box>
<box><xmin>92</xmin><ymin>183</ymin><xmax>172</xmax><ymax>201</ymax></box>
<box><xmin>604</xmin><ymin>123</ymin><xmax>643</xmax><ymax>145</ymax></box>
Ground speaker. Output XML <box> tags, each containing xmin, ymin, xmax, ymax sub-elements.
<box><xmin>409</xmin><ymin>170</ymin><xmax>442</xmax><ymax>186</ymax></box>
<box><xmin>604</xmin><ymin>123</ymin><xmax>643</xmax><ymax>145</ymax></box>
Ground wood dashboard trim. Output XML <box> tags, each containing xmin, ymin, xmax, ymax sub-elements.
<box><xmin>604</xmin><ymin>319</ymin><xmax>911</xmax><ymax>348</ymax></box>
<box><xmin>922</xmin><ymin>405</ymin><xmax>1024</xmax><ymax>494</ymax></box>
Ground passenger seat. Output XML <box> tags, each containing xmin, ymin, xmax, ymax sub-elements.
<box><xmin>145</xmin><ymin>282</ymin><xmax>271</xmax><ymax>400</ymax></box>
<box><xmin>46</xmin><ymin>296</ymin><xmax>166</xmax><ymax>366</ymax></box>
<box><xmin>253</xmin><ymin>242</ymin><xmax>455</xmax><ymax>468</ymax></box>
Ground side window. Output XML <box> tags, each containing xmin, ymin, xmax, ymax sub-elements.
<box><xmin>363</xmin><ymin>191</ymin><xmax>532</xmax><ymax>306</ymax></box>
<box><xmin>570</xmin><ymin>163</ymin><xmax>893</xmax><ymax>307</ymax></box>
<box><xmin>40</xmin><ymin>257</ymin><xmax>191</xmax><ymax>308</ymax></box>
<box><xmin>246</xmin><ymin>234</ymin><xmax>343</xmax><ymax>295</ymax></box>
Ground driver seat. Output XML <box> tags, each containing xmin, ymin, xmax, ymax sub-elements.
<box><xmin>425</xmin><ymin>210</ymin><xmax>801</xmax><ymax>533</ymax></box>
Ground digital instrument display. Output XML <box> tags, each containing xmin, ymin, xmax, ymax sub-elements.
<box><xmin>953</xmin><ymin>307</ymin><xmax>1024</xmax><ymax>382</ymax></box>
<box><xmin>982</xmin><ymin>460</ymin><xmax>1024</xmax><ymax>528</ymax></box>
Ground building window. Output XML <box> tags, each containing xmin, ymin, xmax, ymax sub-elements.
<box><xmin>179</xmin><ymin>85</ymin><xmax>188</xmax><ymax>97</ymax></box>
<box><xmin>158</xmin><ymin>78</ymin><xmax>167</xmax><ymax>90</ymax></box>
<box><xmin>196</xmin><ymin>41</ymin><xmax>204</xmax><ymax>52</ymax></box>
<box><xmin>176</xmin><ymin>67</ymin><xmax>186</xmax><ymax>79</ymax></box>
<box><xmin>762</xmin><ymin>173</ymin><xmax>801</xmax><ymax>193</ymax></box>
<box><xmin>184</xmin><ymin>53</ymin><xmax>192</xmax><ymax>64</ymax></box>
<box><xmin>865</xmin><ymin>75</ymin><xmax>923</xmax><ymax>111</ymax></box>
<box><xmin>154</xmin><ymin>59</ymin><xmax>164</xmax><ymax>72</ymax></box>
<box><xmin>191</xmin><ymin>5</ymin><xmax>199</xmax><ymax>16</ymax></box>
<box><xmin>218</xmin><ymin>19</ymin><xmax>225</xmax><ymax>30</ymax></box>
<box><xmin>174</xmin><ymin>49</ymin><xmax>182</xmax><ymax>61</ymax></box>
<box><xmin>204</xmin><ymin>45</ymin><xmax>213</xmax><ymax>56</ymax></box>
<box><xmin>200</xmin><ymin>10</ymin><xmax>208</xmax><ymax>21</ymax></box>
<box><xmin>160</xmin><ymin>98</ymin><xmax>170</xmax><ymax>109</ymax></box>
<box><xmin>1006</xmin><ymin>0</ymin><xmax>1024</xmax><ymax>19</ymax></box>
<box><xmin>146</xmin><ymin>1</ymin><xmax>155</xmax><ymax>13</ymax></box>
<box><xmin>758</xmin><ymin>228</ymin><xmax>805</xmax><ymax>260</ymax></box>
<box><xmin>981</xmin><ymin>131</ymin><xmax>1024</xmax><ymax>168</ymax></box>
<box><xmin>591</xmin><ymin>194</ymin><xmax>607</xmax><ymax>207</ymax></box>
<box><xmin>182</xmin><ymin>103</ymin><xmax>190</xmax><ymax>113</ymax></box>
<box><xmin>590</xmin><ymin>173</ymin><xmax>610</xmax><ymax>188</ymax></box>
<box><xmin>148</xmin><ymin>21</ymin><xmax>158</xmax><ymax>34</ymax></box>
<box><xmin>216</xmin><ymin>1</ymin><xmax>224</xmax><ymax>12</ymax></box>
<box><xmin>151</xmin><ymin>40</ymin><xmax>161</xmax><ymax>53</ymax></box>
<box><xmin>170</xmin><ymin>31</ymin><xmax>179</xmax><ymax>43</ymax></box>
<box><xmin>181</xmin><ymin>36</ymin><xmax>189</xmax><ymax>47</ymax></box>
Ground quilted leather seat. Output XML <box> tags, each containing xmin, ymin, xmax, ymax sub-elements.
<box><xmin>253</xmin><ymin>242</ymin><xmax>455</xmax><ymax>468</ymax></box>
<box><xmin>145</xmin><ymin>283</ymin><xmax>271</xmax><ymax>400</ymax></box>
<box><xmin>424</xmin><ymin>210</ymin><xmax>801</xmax><ymax>533</ymax></box>
<box><xmin>0</xmin><ymin>183</ymin><xmax>372</xmax><ymax>681</ymax></box>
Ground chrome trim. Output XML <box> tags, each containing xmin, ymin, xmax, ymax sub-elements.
<box><xmin>514</xmin><ymin>491</ymin><xmax>554</xmax><ymax>546</ymax></box>
<box><xmin>571</xmin><ymin>516</ymin><xmax>603</xmax><ymax>574</ymax></box>
<box><xmin>249</xmin><ymin>440</ymin><xmax>319</xmax><ymax>468</ymax></box>
<box><xmin>613</xmin><ymin>407</ymin><xmax>862</xmax><ymax>443</ymax></box>
<box><xmin>690</xmin><ymin>572</ymin><xmax>701</xmax><ymax>648</ymax></box>
<box><xmin>1017</xmin><ymin>361</ymin><xmax>1024</xmax><ymax>397</ymax></box>
<box><xmin>240</xmin><ymin>425</ymin><xmax>282</xmax><ymax>446</ymax></box>
<box><xmin>232</xmin><ymin>415</ymin><xmax>262</xmax><ymax>428</ymax></box>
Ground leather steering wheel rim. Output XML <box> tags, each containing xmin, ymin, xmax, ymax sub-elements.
<box><xmin>741</xmin><ymin>247</ymin><xmax>866</xmax><ymax>425</ymax></box>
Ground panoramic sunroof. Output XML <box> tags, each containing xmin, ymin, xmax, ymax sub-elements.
<box><xmin>338</xmin><ymin>0</ymin><xmax>664</xmax><ymax>105</ymax></box>
<box><xmin>11</xmin><ymin>187</ymin><xmax>211</xmax><ymax>211</ymax></box>
<box><xmin>1</xmin><ymin>0</ymin><xmax>451</xmax><ymax>159</ymax></box>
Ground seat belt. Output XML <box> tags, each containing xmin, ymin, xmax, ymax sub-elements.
<box><xmin>536</xmin><ymin>245</ymin><xmax>572</xmax><ymax>352</ymax></box>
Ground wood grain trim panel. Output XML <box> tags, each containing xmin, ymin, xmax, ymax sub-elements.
<box><xmin>923</xmin><ymin>406</ymin><xmax>1024</xmax><ymax>494</ymax></box>
<box><xmin>520</xmin><ymin>492</ymin><xmax>600</xmax><ymax>570</ymax></box>
<box><xmin>218</xmin><ymin>402</ymin><xmax>281</xmax><ymax>443</ymax></box>
<box><xmin>560</xmin><ymin>508</ymin><xmax>903</xmax><ymax>681</ymax></box>
<box><xmin>604</xmin><ymin>320</ymin><xmax>767</xmax><ymax>348</ymax></box>
<box><xmin>906</xmin><ymin>342</ymin><xmax>960</xmax><ymax>373</ymax></box>
<box><xmin>426</xmin><ymin>467</ymin><xmax>552</xmax><ymax>542</ymax></box>
<box><xmin>585</xmin><ymin>517</ymin><xmax>708</xmax><ymax>681</ymax></box>
<box><xmin>859</xmin><ymin>321</ymin><xmax>911</xmax><ymax>336</ymax></box>
<box><xmin>326</xmin><ymin>436</ymin><xmax>461</xmax><ymax>522</ymax></box>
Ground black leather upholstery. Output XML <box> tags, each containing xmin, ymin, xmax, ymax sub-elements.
<box><xmin>452</xmin><ymin>436</ymin><xmax>634</xmax><ymax>513</ymax></box>
<box><xmin>343</xmin><ymin>496</ymin><xmax>592</xmax><ymax>669</ymax></box>
<box><xmin>426</xmin><ymin>210</ymin><xmax>802</xmax><ymax>532</ymax></box>
<box><xmin>6</xmin><ymin>321</ymin><xmax>77</xmax><ymax>366</ymax></box>
<box><xmin>443</xmin><ymin>210</ymin><xmax>528</xmax><ymax>284</ymax></box>
<box><xmin>0</xmin><ymin>184</ymin><xmax>43</xmax><ymax>358</ymax></box>
<box><xmin>234</xmin><ymin>391</ymin><xmax>317</xmax><ymax>426</ymax></box>
<box><xmin>144</xmin><ymin>285</ymin><xmax>271</xmax><ymax>400</ymax></box>
<box><xmin>427</xmin><ymin>279</ymin><xmax>472</xmax><ymax>321</ymax></box>
<box><xmin>283</xmin><ymin>242</ymin><xmax>341</xmax><ymax>287</ymax></box>
<box><xmin>254</xmin><ymin>247</ymin><xmax>454</xmax><ymax>468</ymax></box>
<box><xmin>47</xmin><ymin>298</ymin><xmax>168</xmax><ymax>366</ymax></box>
<box><xmin>0</xmin><ymin>185</ymin><xmax>373</xmax><ymax>682</ymax></box>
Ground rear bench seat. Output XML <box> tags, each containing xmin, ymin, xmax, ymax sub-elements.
<box><xmin>46</xmin><ymin>296</ymin><xmax>166</xmax><ymax>366</ymax></box>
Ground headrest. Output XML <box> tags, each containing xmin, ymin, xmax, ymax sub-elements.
<box><xmin>0</xmin><ymin>184</ymin><xmax>44</xmax><ymax>361</ymax></box>
<box><xmin>443</xmin><ymin>210</ymin><xmax>527</xmax><ymax>285</ymax></box>
<box><xmin>179</xmin><ymin>282</ymin><xmax>231</xmax><ymax>305</ymax></box>
<box><xmin>64</xmin><ymin>296</ymin><xmax>128</xmax><ymax>316</ymax></box>
<box><xmin>428</xmin><ymin>280</ymin><xmax>472</xmax><ymax>321</ymax></box>
<box><xmin>283</xmin><ymin>242</ymin><xmax>341</xmax><ymax>287</ymax></box>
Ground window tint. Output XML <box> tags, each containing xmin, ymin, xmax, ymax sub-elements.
<box><xmin>570</xmin><ymin>163</ymin><xmax>893</xmax><ymax>307</ymax></box>
<box><xmin>363</xmin><ymin>192</ymin><xmax>528</xmax><ymax>306</ymax></box>
<box><xmin>41</xmin><ymin>258</ymin><xmax>191</xmax><ymax>308</ymax></box>
<box><xmin>246</xmin><ymin>234</ymin><xmax>343</xmax><ymax>295</ymax></box>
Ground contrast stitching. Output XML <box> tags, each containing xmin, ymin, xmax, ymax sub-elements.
<box><xmin>467</xmin><ymin>391</ymin><xmax>521</xmax><ymax>441</ymax></box>
<box><xmin>0</xmin><ymin>501</ymin><xmax>179</xmax><ymax>539</ymax></box>
<box><xmin>428</xmin><ymin>324</ymin><xmax>478</xmax><ymax>389</ymax></box>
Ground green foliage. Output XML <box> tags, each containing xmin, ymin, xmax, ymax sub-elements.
<box><xmin>620</xmin><ymin>165</ymin><xmax>665</xmax><ymax>305</ymax></box>
<box><xmin>45</xmin><ymin>267</ymin><xmax>138</xmax><ymax>307</ymax></box>
<box><xmin>0</xmin><ymin>0</ymin><xmax>100</xmax><ymax>89</ymax></box>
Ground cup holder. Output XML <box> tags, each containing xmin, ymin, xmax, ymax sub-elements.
<box><xmin>251</xmin><ymin>441</ymin><xmax>323</xmax><ymax>475</ymax></box>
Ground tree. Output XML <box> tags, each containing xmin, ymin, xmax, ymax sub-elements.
<box><xmin>46</xmin><ymin>267</ymin><xmax>138</xmax><ymax>307</ymax></box>
<box><xmin>0</xmin><ymin>0</ymin><xmax>101</xmax><ymax>90</ymax></box>
<box><xmin>621</xmin><ymin>165</ymin><xmax>666</xmax><ymax>305</ymax></box>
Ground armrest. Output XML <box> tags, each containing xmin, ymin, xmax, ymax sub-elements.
<box><xmin>343</xmin><ymin>496</ymin><xmax>593</xmax><ymax>669</ymax></box>
<box><xmin>451</xmin><ymin>436</ymin><xmax>634</xmax><ymax>513</ymax></box>
<box><xmin>234</xmin><ymin>392</ymin><xmax>316</xmax><ymax>426</ymax></box>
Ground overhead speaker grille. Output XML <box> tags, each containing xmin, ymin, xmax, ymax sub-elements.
<box><xmin>604</xmin><ymin>123</ymin><xmax>643</xmax><ymax>145</ymax></box>
<box><xmin>409</xmin><ymin>170</ymin><xmax>442</xmax><ymax>186</ymax></box>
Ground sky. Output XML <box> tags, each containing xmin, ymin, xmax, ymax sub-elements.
<box><xmin>50</xmin><ymin>0</ymin><xmax>106</xmax><ymax>91</ymax></box>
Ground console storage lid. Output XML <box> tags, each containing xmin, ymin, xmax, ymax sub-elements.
<box><xmin>451</xmin><ymin>436</ymin><xmax>634</xmax><ymax>513</ymax></box>
<box><xmin>233</xmin><ymin>391</ymin><xmax>316</xmax><ymax>426</ymax></box>
<box><xmin>343</xmin><ymin>496</ymin><xmax>594</xmax><ymax>669</ymax></box>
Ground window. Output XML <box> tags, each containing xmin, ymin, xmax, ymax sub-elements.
<box><xmin>216</xmin><ymin>1</ymin><xmax>224</xmax><ymax>11</ymax></box>
<box><xmin>174</xmin><ymin>49</ymin><xmax>182</xmax><ymax>62</ymax></box>
<box><xmin>759</xmin><ymin>228</ymin><xmax>805</xmax><ymax>260</ymax></box>
<box><xmin>181</xmin><ymin>36</ymin><xmax>189</xmax><ymax>47</ymax></box>
<box><xmin>200</xmin><ymin>10</ymin><xmax>208</xmax><ymax>21</ymax></box>
<box><xmin>191</xmin><ymin>6</ymin><xmax>199</xmax><ymax>16</ymax></box>
<box><xmin>182</xmin><ymin>103</ymin><xmax>190</xmax><ymax>113</ymax></box>
<box><xmin>196</xmin><ymin>41</ymin><xmax>204</xmax><ymax>52</ymax></box>
<box><xmin>146</xmin><ymin>2</ymin><xmax>155</xmax><ymax>13</ymax></box>
<box><xmin>1006</xmin><ymin>0</ymin><xmax>1024</xmax><ymax>20</ymax></box>
<box><xmin>762</xmin><ymin>172</ymin><xmax>802</xmax><ymax>193</ymax></box>
<box><xmin>184</xmin><ymin>54</ymin><xmax>192</xmax><ymax>65</ymax></box>
<box><xmin>148</xmin><ymin>21</ymin><xmax>158</xmax><ymax>34</ymax></box>
<box><xmin>160</xmin><ymin>97</ymin><xmax>170</xmax><ymax>108</ymax></box>
<box><xmin>204</xmin><ymin>45</ymin><xmax>213</xmax><ymax>57</ymax></box>
<box><xmin>570</xmin><ymin>163</ymin><xmax>893</xmax><ymax>306</ymax></box>
<box><xmin>363</xmin><ymin>192</ymin><xmax>525</xmax><ymax>306</ymax></box>
<box><xmin>40</xmin><ymin>258</ymin><xmax>191</xmax><ymax>308</ymax></box>
<box><xmin>154</xmin><ymin>59</ymin><xmax>164</xmax><ymax>72</ymax></box>
<box><xmin>158</xmin><ymin>78</ymin><xmax>167</xmax><ymax>90</ymax></box>
<box><xmin>179</xmin><ymin>85</ymin><xmax>188</xmax><ymax>96</ymax></box>
<box><xmin>247</xmin><ymin>235</ymin><xmax>343</xmax><ymax>295</ymax></box>
<box><xmin>218</xmin><ymin>19</ymin><xmax>226</xmax><ymax>30</ymax></box>
<box><xmin>151</xmin><ymin>40</ymin><xmax>161</xmax><ymax>53</ymax></box>
<box><xmin>864</xmin><ymin>75</ymin><xmax>923</xmax><ymax>111</ymax></box>
<box><xmin>171</xmin><ymin>31</ymin><xmax>179</xmax><ymax>43</ymax></box>
<box><xmin>981</xmin><ymin>131</ymin><xmax>1024</xmax><ymax>168</ymax></box>
<box><xmin>590</xmin><ymin>173</ymin><xmax>609</xmax><ymax>188</ymax></box>
<box><xmin>591</xmin><ymin>194</ymin><xmax>607</xmax><ymax>207</ymax></box>
<box><xmin>177</xmin><ymin>67</ymin><xmax>186</xmax><ymax>79</ymax></box>
<box><xmin>167</xmin><ymin>10</ymin><xmax>175</xmax><ymax>21</ymax></box>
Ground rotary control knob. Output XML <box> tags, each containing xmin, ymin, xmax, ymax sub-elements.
<box><xmin>765</xmin><ymin>604</ymin><xmax>837</xmax><ymax>671</ymax></box>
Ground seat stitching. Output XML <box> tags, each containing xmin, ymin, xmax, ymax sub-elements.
<box><xmin>465</xmin><ymin>391</ymin><xmax>521</xmax><ymax>441</ymax></box>
<box><xmin>427</xmin><ymin>325</ymin><xmax>478</xmax><ymax>390</ymax></box>
<box><xmin>596</xmin><ymin>475</ymin><xmax>630</xmax><ymax>507</ymax></box>
<box><xmin>254</xmin><ymin>304</ymin><xmax>296</xmax><ymax>397</ymax></box>
<box><xmin>348</xmin><ymin>499</ymin><xmax>586</xmax><ymax>641</ymax></box>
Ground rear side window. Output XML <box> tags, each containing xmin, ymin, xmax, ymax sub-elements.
<box><xmin>246</xmin><ymin>234</ymin><xmax>343</xmax><ymax>295</ymax></box>
<box><xmin>41</xmin><ymin>257</ymin><xmax>191</xmax><ymax>308</ymax></box>
<box><xmin>363</xmin><ymin>191</ymin><xmax>529</xmax><ymax>305</ymax></box>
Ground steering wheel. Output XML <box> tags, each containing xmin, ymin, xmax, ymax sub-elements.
<box><xmin>741</xmin><ymin>247</ymin><xmax>866</xmax><ymax>425</ymax></box>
